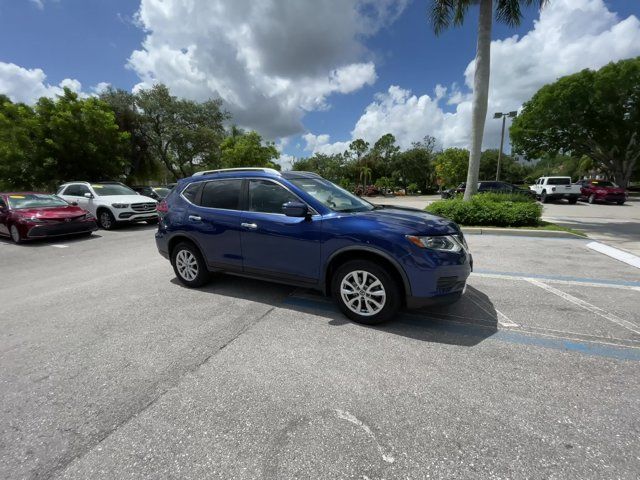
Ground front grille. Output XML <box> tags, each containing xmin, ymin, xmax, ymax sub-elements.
<box><xmin>436</xmin><ymin>276</ymin><xmax>465</xmax><ymax>293</ymax></box>
<box><xmin>131</xmin><ymin>202</ymin><xmax>157</xmax><ymax>213</ymax></box>
<box><xmin>28</xmin><ymin>221</ymin><xmax>95</xmax><ymax>237</ymax></box>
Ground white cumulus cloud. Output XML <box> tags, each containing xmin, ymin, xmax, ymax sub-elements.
<box><xmin>0</xmin><ymin>62</ymin><xmax>83</xmax><ymax>103</ymax></box>
<box><xmin>305</xmin><ymin>0</ymin><xmax>640</xmax><ymax>153</ymax></box>
<box><xmin>127</xmin><ymin>0</ymin><xmax>408</xmax><ymax>139</ymax></box>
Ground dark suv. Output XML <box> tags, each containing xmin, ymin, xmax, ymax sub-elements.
<box><xmin>156</xmin><ymin>168</ymin><xmax>472</xmax><ymax>324</ymax></box>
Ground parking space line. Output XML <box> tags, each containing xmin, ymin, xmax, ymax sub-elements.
<box><xmin>586</xmin><ymin>241</ymin><xmax>640</xmax><ymax>269</ymax></box>
<box><xmin>461</xmin><ymin>289</ymin><xmax>518</xmax><ymax>327</ymax></box>
<box><xmin>472</xmin><ymin>271</ymin><xmax>640</xmax><ymax>291</ymax></box>
<box><xmin>526</xmin><ymin>279</ymin><xmax>640</xmax><ymax>336</ymax></box>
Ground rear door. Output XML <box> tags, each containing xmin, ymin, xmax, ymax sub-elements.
<box><xmin>0</xmin><ymin>197</ymin><xmax>9</xmax><ymax>236</ymax></box>
<box><xmin>186</xmin><ymin>179</ymin><xmax>244</xmax><ymax>270</ymax></box>
<box><xmin>240</xmin><ymin>179</ymin><xmax>322</xmax><ymax>284</ymax></box>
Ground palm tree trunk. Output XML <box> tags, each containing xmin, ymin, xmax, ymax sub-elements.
<box><xmin>463</xmin><ymin>0</ymin><xmax>492</xmax><ymax>201</ymax></box>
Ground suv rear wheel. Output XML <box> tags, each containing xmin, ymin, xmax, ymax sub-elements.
<box><xmin>171</xmin><ymin>242</ymin><xmax>210</xmax><ymax>287</ymax></box>
<box><xmin>331</xmin><ymin>259</ymin><xmax>400</xmax><ymax>325</ymax></box>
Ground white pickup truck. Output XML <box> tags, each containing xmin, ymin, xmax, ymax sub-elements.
<box><xmin>530</xmin><ymin>177</ymin><xmax>581</xmax><ymax>204</ymax></box>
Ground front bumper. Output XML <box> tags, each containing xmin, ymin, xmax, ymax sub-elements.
<box><xmin>27</xmin><ymin>220</ymin><xmax>98</xmax><ymax>238</ymax></box>
<box><xmin>406</xmin><ymin>290</ymin><xmax>464</xmax><ymax>309</ymax></box>
<box><xmin>117</xmin><ymin>212</ymin><xmax>158</xmax><ymax>221</ymax></box>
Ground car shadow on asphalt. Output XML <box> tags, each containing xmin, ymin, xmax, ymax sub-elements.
<box><xmin>171</xmin><ymin>274</ymin><xmax>498</xmax><ymax>348</ymax></box>
<box><xmin>0</xmin><ymin>232</ymin><xmax>103</xmax><ymax>247</ymax></box>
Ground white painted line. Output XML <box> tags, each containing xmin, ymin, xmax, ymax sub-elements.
<box><xmin>465</xmin><ymin>290</ymin><xmax>518</xmax><ymax>327</ymax></box>
<box><xmin>586</xmin><ymin>242</ymin><xmax>640</xmax><ymax>269</ymax></box>
<box><xmin>526</xmin><ymin>279</ymin><xmax>640</xmax><ymax>336</ymax></box>
<box><xmin>471</xmin><ymin>272</ymin><xmax>640</xmax><ymax>292</ymax></box>
<box><xmin>335</xmin><ymin>409</ymin><xmax>395</xmax><ymax>464</ymax></box>
<box><xmin>50</xmin><ymin>244</ymin><xmax>69</xmax><ymax>249</ymax></box>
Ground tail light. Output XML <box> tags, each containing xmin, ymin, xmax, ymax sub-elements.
<box><xmin>157</xmin><ymin>200</ymin><xmax>169</xmax><ymax>214</ymax></box>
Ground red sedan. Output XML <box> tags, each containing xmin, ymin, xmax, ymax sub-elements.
<box><xmin>577</xmin><ymin>180</ymin><xmax>628</xmax><ymax>205</ymax></box>
<box><xmin>0</xmin><ymin>192</ymin><xmax>98</xmax><ymax>244</ymax></box>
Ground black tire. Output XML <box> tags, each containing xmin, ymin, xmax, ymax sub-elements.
<box><xmin>617</xmin><ymin>200</ymin><xmax>625</xmax><ymax>205</ymax></box>
<box><xmin>171</xmin><ymin>241</ymin><xmax>210</xmax><ymax>288</ymax></box>
<box><xmin>541</xmin><ymin>191</ymin><xmax>549</xmax><ymax>203</ymax></box>
<box><xmin>588</xmin><ymin>194</ymin><xmax>596</xmax><ymax>204</ymax></box>
<box><xmin>331</xmin><ymin>259</ymin><xmax>401</xmax><ymax>325</ymax></box>
<box><xmin>568</xmin><ymin>196</ymin><xmax>578</xmax><ymax>204</ymax></box>
<box><xmin>10</xmin><ymin>224</ymin><xmax>23</xmax><ymax>244</ymax></box>
<box><xmin>146</xmin><ymin>218</ymin><xmax>159</xmax><ymax>225</ymax></box>
<box><xmin>97</xmin><ymin>209</ymin><xmax>116</xmax><ymax>230</ymax></box>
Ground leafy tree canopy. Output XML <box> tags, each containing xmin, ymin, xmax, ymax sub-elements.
<box><xmin>220</xmin><ymin>129</ymin><xmax>280</xmax><ymax>170</ymax></box>
<box><xmin>511</xmin><ymin>57</ymin><xmax>640</xmax><ymax>187</ymax></box>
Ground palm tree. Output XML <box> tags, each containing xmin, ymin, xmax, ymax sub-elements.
<box><xmin>429</xmin><ymin>0</ymin><xmax>547</xmax><ymax>200</ymax></box>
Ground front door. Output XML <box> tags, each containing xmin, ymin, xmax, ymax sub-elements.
<box><xmin>240</xmin><ymin>179</ymin><xmax>322</xmax><ymax>284</ymax></box>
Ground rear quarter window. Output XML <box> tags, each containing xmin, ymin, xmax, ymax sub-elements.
<box><xmin>547</xmin><ymin>178</ymin><xmax>571</xmax><ymax>185</ymax></box>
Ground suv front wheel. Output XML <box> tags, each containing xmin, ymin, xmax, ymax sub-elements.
<box><xmin>331</xmin><ymin>259</ymin><xmax>400</xmax><ymax>325</ymax></box>
<box><xmin>171</xmin><ymin>242</ymin><xmax>210</xmax><ymax>287</ymax></box>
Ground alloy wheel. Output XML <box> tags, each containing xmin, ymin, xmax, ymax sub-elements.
<box><xmin>340</xmin><ymin>270</ymin><xmax>387</xmax><ymax>317</ymax></box>
<box><xmin>100</xmin><ymin>212</ymin><xmax>113</xmax><ymax>229</ymax></box>
<box><xmin>175</xmin><ymin>249</ymin><xmax>199</xmax><ymax>281</ymax></box>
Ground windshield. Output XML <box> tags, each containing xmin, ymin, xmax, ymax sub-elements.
<box><xmin>289</xmin><ymin>178</ymin><xmax>374</xmax><ymax>213</ymax></box>
<box><xmin>6</xmin><ymin>194</ymin><xmax>69</xmax><ymax>210</ymax></box>
<box><xmin>590</xmin><ymin>181</ymin><xmax>617</xmax><ymax>187</ymax></box>
<box><xmin>92</xmin><ymin>183</ymin><xmax>136</xmax><ymax>196</ymax></box>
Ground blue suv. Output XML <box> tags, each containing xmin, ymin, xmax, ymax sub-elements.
<box><xmin>156</xmin><ymin>168</ymin><xmax>472</xmax><ymax>324</ymax></box>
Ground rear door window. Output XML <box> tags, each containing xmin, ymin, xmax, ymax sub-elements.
<box><xmin>200</xmin><ymin>180</ymin><xmax>242</xmax><ymax>210</ymax></box>
<box><xmin>547</xmin><ymin>178</ymin><xmax>571</xmax><ymax>185</ymax></box>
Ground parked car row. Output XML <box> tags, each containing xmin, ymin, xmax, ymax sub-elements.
<box><xmin>440</xmin><ymin>181</ymin><xmax>536</xmax><ymax>199</ymax></box>
<box><xmin>440</xmin><ymin>177</ymin><xmax>629</xmax><ymax>206</ymax></box>
<box><xmin>1</xmin><ymin>181</ymin><xmax>166</xmax><ymax>243</ymax></box>
<box><xmin>530</xmin><ymin>177</ymin><xmax>628</xmax><ymax>205</ymax></box>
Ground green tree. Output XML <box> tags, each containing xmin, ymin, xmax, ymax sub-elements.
<box><xmin>34</xmin><ymin>88</ymin><xmax>130</xmax><ymax>188</ymax></box>
<box><xmin>220</xmin><ymin>129</ymin><xmax>280</xmax><ymax>169</ymax></box>
<box><xmin>429</xmin><ymin>0</ymin><xmax>548</xmax><ymax>199</ymax></box>
<box><xmin>99</xmin><ymin>87</ymin><xmax>156</xmax><ymax>183</ymax></box>
<box><xmin>136</xmin><ymin>84</ymin><xmax>228</xmax><ymax>179</ymax></box>
<box><xmin>434</xmin><ymin>148</ymin><xmax>469</xmax><ymax>188</ymax></box>
<box><xmin>511</xmin><ymin>57</ymin><xmax>640</xmax><ymax>188</ymax></box>
<box><xmin>0</xmin><ymin>96</ymin><xmax>39</xmax><ymax>190</ymax></box>
<box><xmin>292</xmin><ymin>153</ymin><xmax>346</xmax><ymax>183</ymax></box>
<box><xmin>391</xmin><ymin>136</ymin><xmax>436</xmax><ymax>192</ymax></box>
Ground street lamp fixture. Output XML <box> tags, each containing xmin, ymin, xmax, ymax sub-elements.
<box><xmin>494</xmin><ymin>111</ymin><xmax>518</xmax><ymax>181</ymax></box>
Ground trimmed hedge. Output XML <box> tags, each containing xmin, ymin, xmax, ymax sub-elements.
<box><xmin>426</xmin><ymin>194</ymin><xmax>542</xmax><ymax>227</ymax></box>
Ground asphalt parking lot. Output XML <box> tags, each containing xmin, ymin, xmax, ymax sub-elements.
<box><xmin>1</xmin><ymin>225</ymin><xmax>639</xmax><ymax>479</ymax></box>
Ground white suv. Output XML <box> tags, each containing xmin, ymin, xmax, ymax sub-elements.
<box><xmin>57</xmin><ymin>181</ymin><xmax>158</xmax><ymax>230</ymax></box>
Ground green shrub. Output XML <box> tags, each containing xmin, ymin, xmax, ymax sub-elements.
<box><xmin>426</xmin><ymin>195</ymin><xmax>542</xmax><ymax>227</ymax></box>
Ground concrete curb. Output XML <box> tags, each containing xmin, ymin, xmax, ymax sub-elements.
<box><xmin>461</xmin><ymin>227</ymin><xmax>585</xmax><ymax>239</ymax></box>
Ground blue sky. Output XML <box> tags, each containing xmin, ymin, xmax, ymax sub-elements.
<box><xmin>1</xmin><ymin>0</ymin><xmax>640</xmax><ymax>164</ymax></box>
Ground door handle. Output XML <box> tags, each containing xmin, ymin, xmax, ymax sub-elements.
<box><xmin>188</xmin><ymin>215</ymin><xmax>202</xmax><ymax>222</ymax></box>
<box><xmin>241</xmin><ymin>222</ymin><xmax>258</xmax><ymax>230</ymax></box>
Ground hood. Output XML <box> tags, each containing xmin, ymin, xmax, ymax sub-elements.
<box><xmin>97</xmin><ymin>195</ymin><xmax>157</xmax><ymax>204</ymax></box>
<box><xmin>355</xmin><ymin>205</ymin><xmax>460</xmax><ymax>235</ymax></box>
<box><xmin>13</xmin><ymin>205</ymin><xmax>89</xmax><ymax>220</ymax></box>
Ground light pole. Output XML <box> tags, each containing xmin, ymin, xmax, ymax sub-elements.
<box><xmin>494</xmin><ymin>111</ymin><xmax>517</xmax><ymax>181</ymax></box>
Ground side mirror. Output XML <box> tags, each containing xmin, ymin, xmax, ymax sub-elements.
<box><xmin>84</xmin><ymin>192</ymin><xmax>93</xmax><ymax>199</ymax></box>
<box><xmin>71</xmin><ymin>201</ymin><xmax>78</xmax><ymax>206</ymax></box>
<box><xmin>282</xmin><ymin>201</ymin><xmax>309</xmax><ymax>218</ymax></box>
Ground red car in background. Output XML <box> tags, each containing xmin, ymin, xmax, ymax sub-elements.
<box><xmin>576</xmin><ymin>179</ymin><xmax>628</xmax><ymax>205</ymax></box>
<box><xmin>0</xmin><ymin>193</ymin><xmax>98</xmax><ymax>244</ymax></box>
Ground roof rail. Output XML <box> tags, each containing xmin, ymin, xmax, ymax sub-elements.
<box><xmin>192</xmin><ymin>167</ymin><xmax>281</xmax><ymax>177</ymax></box>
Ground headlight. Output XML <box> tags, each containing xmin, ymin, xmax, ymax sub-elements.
<box><xmin>406</xmin><ymin>235</ymin><xmax>464</xmax><ymax>252</ymax></box>
<box><xmin>111</xmin><ymin>203</ymin><xmax>129</xmax><ymax>209</ymax></box>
